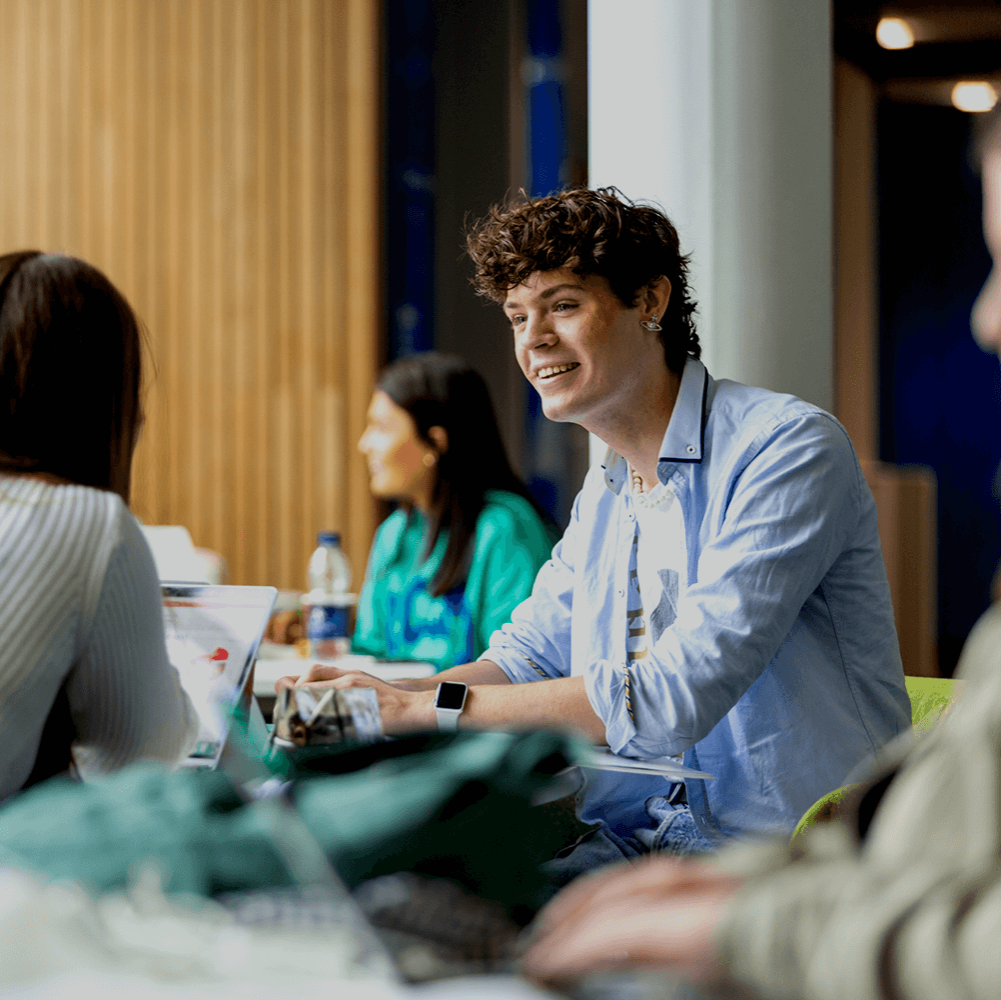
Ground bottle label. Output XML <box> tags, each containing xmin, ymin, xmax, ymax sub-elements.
<box><xmin>306</xmin><ymin>603</ymin><xmax>350</xmax><ymax>659</ymax></box>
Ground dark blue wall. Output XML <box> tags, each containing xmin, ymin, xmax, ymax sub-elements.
<box><xmin>385</xmin><ymin>0</ymin><xmax>436</xmax><ymax>359</ymax></box>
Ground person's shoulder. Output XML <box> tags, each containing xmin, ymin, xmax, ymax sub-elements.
<box><xmin>711</xmin><ymin>377</ymin><xmax>829</xmax><ymax>422</ymax></box>
<box><xmin>480</xmin><ymin>490</ymin><xmax>555</xmax><ymax>542</ymax></box>
<box><xmin>1</xmin><ymin>475</ymin><xmax>124</xmax><ymax>530</ymax></box>
<box><xmin>709</xmin><ymin>379</ymin><xmax>851</xmax><ymax>450</ymax></box>
<box><xmin>0</xmin><ymin>478</ymin><xmax>139</xmax><ymax>590</ymax></box>
<box><xmin>481</xmin><ymin>489</ymin><xmax>546</xmax><ymax>522</ymax></box>
<box><xmin>369</xmin><ymin>507</ymin><xmax>412</xmax><ymax>553</ymax></box>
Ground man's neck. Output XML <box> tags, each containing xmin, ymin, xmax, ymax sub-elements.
<box><xmin>589</xmin><ymin>369</ymin><xmax>682</xmax><ymax>490</ymax></box>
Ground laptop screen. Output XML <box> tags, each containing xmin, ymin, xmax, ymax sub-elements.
<box><xmin>161</xmin><ymin>583</ymin><xmax>277</xmax><ymax>769</ymax></box>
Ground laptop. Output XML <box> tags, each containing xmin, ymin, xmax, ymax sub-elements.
<box><xmin>160</xmin><ymin>583</ymin><xmax>277</xmax><ymax>770</ymax></box>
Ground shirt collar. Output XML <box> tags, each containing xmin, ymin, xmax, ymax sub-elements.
<box><xmin>658</xmin><ymin>357</ymin><xmax>708</xmax><ymax>465</ymax></box>
<box><xmin>602</xmin><ymin>358</ymin><xmax>710</xmax><ymax>493</ymax></box>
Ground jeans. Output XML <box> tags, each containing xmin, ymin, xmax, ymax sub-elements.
<box><xmin>542</xmin><ymin>796</ymin><xmax>717</xmax><ymax>895</ymax></box>
<box><xmin>636</xmin><ymin>796</ymin><xmax>717</xmax><ymax>857</ymax></box>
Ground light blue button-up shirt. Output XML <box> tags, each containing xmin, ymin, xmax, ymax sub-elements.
<box><xmin>485</xmin><ymin>359</ymin><xmax>911</xmax><ymax>843</ymax></box>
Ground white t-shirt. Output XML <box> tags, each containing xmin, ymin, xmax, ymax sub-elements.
<box><xmin>0</xmin><ymin>475</ymin><xmax>198</xmax><ymax>800</ymax></box>
<box><xmin>625</xmin><ymin>469</ymin><xmax>688</xmax><ymax>665</ymax></box>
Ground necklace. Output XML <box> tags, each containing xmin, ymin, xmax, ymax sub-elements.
<box><xmin>630</xmin><ymin>464</ymin><xmax>671</xmax><ymax>510</ymax></box>
<box><xmin>630</xmin><ymin>466</ymin><xmax>647</xmax><ymax>495</ymax></box>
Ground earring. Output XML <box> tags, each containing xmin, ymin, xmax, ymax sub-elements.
<box><xmin>641</xmin><ymin>314</ymin><xmax>662</xmax><ymax>333</ymax></box>
<box><xmin>422</xmin><ymin>452</ymin><xmax>436</xmax><ymax>468</ymax></box>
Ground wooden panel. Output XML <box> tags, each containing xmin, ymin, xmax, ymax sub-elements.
<box><xmin>0</xmin><ymin>0</ymin><xmax>380</xmax><ymax>590</ymax></box>
<box><xmin>863</xmin><ymin>461</ymin><xmax>939</xmax><ymax>677</ymax></box>
<box><xmin>834</xmin><ymin>57</ymin><xmax>877</xmax><ymax>461</ymax></box>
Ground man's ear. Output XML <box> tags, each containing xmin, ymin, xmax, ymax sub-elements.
<box><xmin>428</xmin><ymin>425</ymin><xmax>449</xmax><ymax>454</ymax></box>
<box><xmin>642</xmin><ymin>276</ymin><xmax>673</xmax><ymax>321</ymax></box>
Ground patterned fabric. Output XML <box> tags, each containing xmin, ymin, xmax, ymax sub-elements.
<box><xmin>0</xmin><ymin>475</ymin><xmax>197</xmax><ymax>800</ymax></box>
<box><xmin>485</xmin><ymin>358</ymin><xmax>911</xmax><ymax>843</ymax></box>
<box><xmin>351</xmin><ymin>491</ymin><xmax>556</xmax><ymax>671</ymax></box>
<box><xmin>630</xmin><ymin>474</ymin><xmax>687</xmax><ymax>655</ymax></box>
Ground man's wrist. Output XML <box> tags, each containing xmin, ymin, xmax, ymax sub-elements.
<box><xmin>433</xmin><ymin>681</ymin><xmax>469</xmax><ymax>731</ymax></box>
<box><xmin>402</xmin><ymin>689</ymin><xmax>438</xmax><ymax>731</ymax></box>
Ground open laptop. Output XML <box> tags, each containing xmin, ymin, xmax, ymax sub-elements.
<box><xmin>160</xmin><ymin>583</ymin><xmax>277</xmax><ymax>770</ymax></box>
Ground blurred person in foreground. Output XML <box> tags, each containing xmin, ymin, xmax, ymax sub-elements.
<box><xmin>351</xmin><ymin>352</ymin><xmax>557</xmax><ymax>670</ymax></box>
<box><xmin>279</xmin><ymin>188</ymin><xmax>909</xmax><ymax>875</ymax></box>
<box><xmin>523</xmin><ymin>124</ymin><xmax>1001</xmax><ymax>998</ymax></box>
<box><xmin>0</xmin><ymin>251</ymin><xmax>197</xmax><ymax>801</ymax></box>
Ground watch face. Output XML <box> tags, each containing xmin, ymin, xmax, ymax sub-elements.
<box><xmin>435</xmin><ymin>681</ymin><xmax>467</xmax><ymax>711</ymax></box>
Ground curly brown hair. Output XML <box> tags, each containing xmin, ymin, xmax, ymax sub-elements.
<box><xmin>465</xmin><ymin>186</ymin><xmax>700</xmax><ymax>373</ymax></box>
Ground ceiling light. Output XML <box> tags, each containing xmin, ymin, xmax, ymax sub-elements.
<box><xmin>951</xmin><ymin>81</ymin><xmax>998</xmax><ymax>113</ymax></box>
<box><xmin>876</xmin><ymin>17</ymin><xmax>915</xmax><ymax>50</ymax></box>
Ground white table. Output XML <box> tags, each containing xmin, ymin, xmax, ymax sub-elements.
<box><xmin>252</xmin><ymin>642</ymin><xmax>436</xmax><ymax>698</ymax></box>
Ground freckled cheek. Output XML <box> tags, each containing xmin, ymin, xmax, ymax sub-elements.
<box><xmin>514</xmin><ymin>348</ymin><xmax>532</xmax><ymax>378</ymax></box>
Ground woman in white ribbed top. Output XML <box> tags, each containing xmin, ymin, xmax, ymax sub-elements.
<box><xmin>0</xmin><ymin>251</ymin><xmax>197</xmax><ymax>801</ymax></box>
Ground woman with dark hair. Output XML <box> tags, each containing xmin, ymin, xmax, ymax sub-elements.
<box><xmin>353</xmin><ymin>352</ymin><xmax>557</xmax><ymax>670</ymax></box>
<box><xmin>0</xmin><ymin>251</ymin><xmax>196</xmax><ymax>800</ymax></box>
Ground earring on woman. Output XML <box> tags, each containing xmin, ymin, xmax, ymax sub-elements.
<box><xmin>422</xmin><ymin>451</ymin><xmax>437</xmax><ymax>468</ymax></box>
<box><xmin>641</xmin><ymin>314</ymin><xmax>662</xmax><ymax>332</ymax></box>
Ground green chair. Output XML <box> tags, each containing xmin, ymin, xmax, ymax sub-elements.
<box><xmin>905</xmin><ymin>675</ymin><xmax>961</xmax><ymax>734</ymax></box>
<box><xmin>790</xmin><ymin>676</ymin><xmax>961</xmax><ymax>842</ymax></box>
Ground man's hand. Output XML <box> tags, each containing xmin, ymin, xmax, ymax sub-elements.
<box><xmin>274</xmin><ymin>664</ymin><xmax>435</xmax><ymax>733</ymax></box>
<box><xmin>276</xmin><ymin>662</ymin><xmax>431</xmax><ymax>692</ymax></box>
<box><xmin>523</xmin><ymin>855</ymin><xmax>744</xmax><ymax>986</ymax></box>
<box><xmin>274</xmin><ymin>661</ymin><xmax>606</xmax><ymax>741</ymax></box>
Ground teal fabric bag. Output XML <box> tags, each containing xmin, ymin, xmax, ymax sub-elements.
<box><xmin>0</xmin><ymin>729</ymin><xmax>579</xmax><ymax>914</ymax></box>
<box><xmin>291</xmin><ymin>730</ymin><xmax>575</xmax><ymax>912</ymax></box>
<box><xmin>0</xmin><ymin>767</ymin><xmax>289</xmax><ymax>897</ymax></box>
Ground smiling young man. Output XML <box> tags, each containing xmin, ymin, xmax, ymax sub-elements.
<box><xmin>522</xmin><ymin>126</ymin><xmax>1001</xmax><ymax>1000</ymax></box>
<box><xmin>281</xmin><ymin>187</ymin><xmax>910</xmax><ymax>875</ymax></box>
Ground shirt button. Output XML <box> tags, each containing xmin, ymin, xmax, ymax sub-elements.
<box><xmin>686</xmin><ymin>445</ymin><xmax>696</xmax><ymax>454</ymax></box>
<box><xmin>617</xmin><ymin>588</ymin><xmax>625</xmax><ymax>597</ymax></box>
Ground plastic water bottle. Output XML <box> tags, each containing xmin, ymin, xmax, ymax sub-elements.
<box><xmin>304</xmin><ymin>531</ymin><xmax>354</xmax><ymax>658</ymax></box>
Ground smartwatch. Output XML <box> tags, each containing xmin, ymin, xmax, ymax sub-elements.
<box><xmin>434</xmin><ymin>681</ymin><xmax>468</xmax><ymax>731</ymax></box>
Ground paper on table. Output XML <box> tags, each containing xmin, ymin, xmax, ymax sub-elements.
<box><xmin>579</xmin><ymin>747</ymin><xmax>715</xmax><ymax>781</ymax></box>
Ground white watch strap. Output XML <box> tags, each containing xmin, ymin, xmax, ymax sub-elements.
<box><xmin>435</xmin><ymin>709</ymin><xmax>461</xmax><ymax>732</ymax></box>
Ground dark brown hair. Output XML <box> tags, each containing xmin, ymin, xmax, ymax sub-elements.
<box><xmin>0</xmin><ymin>251</ymin><xmax>144</xmax><ymax>503</ymax></box>
<box><xmin>379</xmin><ymin>352</ymin><xmax>553</xmax><ymax>597</ymax></box>
<box><xmin>465</xmin><ymin>186</ymin><xmax>700</xmax><ymax>373</ymax></box>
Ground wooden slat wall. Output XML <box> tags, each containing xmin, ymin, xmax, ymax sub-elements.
<box><xmin>834</xmin><ymin>58</ymin><xmax>877</xmax><ymax>463</ymax></box>
<box><xmin>0</xmin><ymin>0</ymin><xmax>380</xmax><ymax>591</ymax></box>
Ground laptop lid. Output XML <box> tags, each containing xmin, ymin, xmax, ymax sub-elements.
<box><xmin>161</xmin><ymin>583</ymin><xmax>277</xmax><ymax>770</ymax></box>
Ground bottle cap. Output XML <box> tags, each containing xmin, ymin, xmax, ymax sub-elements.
<box><xmin>317</xmin><ymin>531</ymin><xmax>341</xmax><ymax>546</ymax></box>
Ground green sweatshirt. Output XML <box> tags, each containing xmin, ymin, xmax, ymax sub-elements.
<box><xmin>352</xmin><ymin>490</ymin><xmax>557</xmax><ymax>671</ymax></box>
